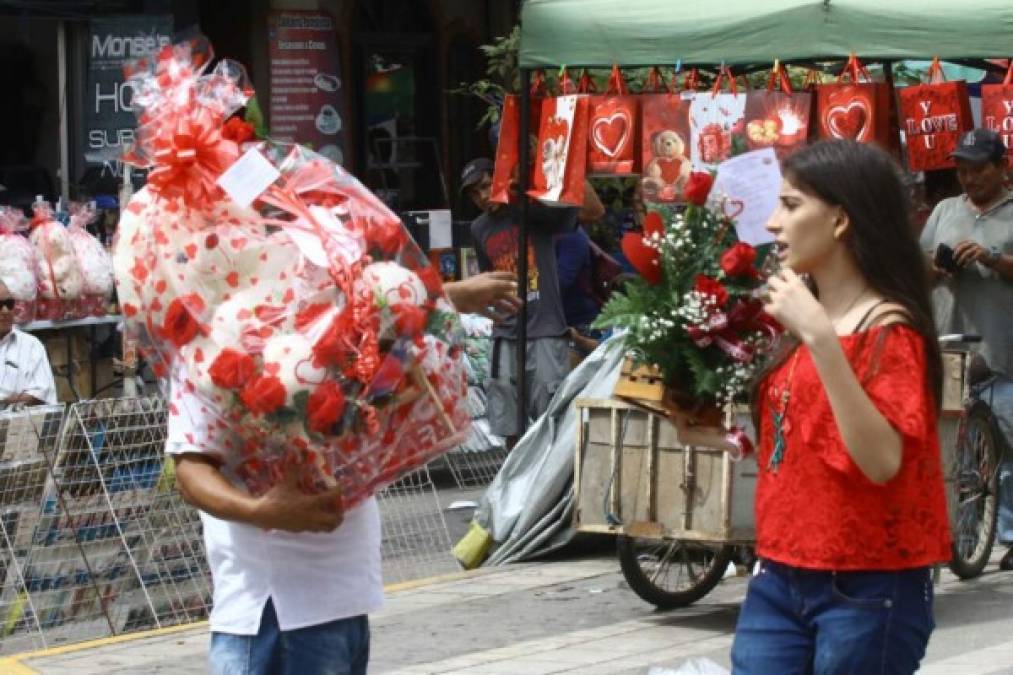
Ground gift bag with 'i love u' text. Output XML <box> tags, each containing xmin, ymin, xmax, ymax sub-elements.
<box><xmin>490</xmin><ymin>71</ymin><xmax>547</xmax><ymax>204</ymax></box>
<box><xmin>528</xmin><ymin>94</ymin><xmax>589</xmax><ymax>207</ymax></box>
<box><xmin>586</xmin><ymin>65</ymin><xmax>639</xmax><ymax>176</ymax></box>
<box><xmin>898</xmin><ymin>58</ymin><xmax>973</xmax><ymax>171</ymax></box>
<box><xmin>982</xmin><ymin>62</ymin><xmax>1013</xmax><ymax>166</ymax></box>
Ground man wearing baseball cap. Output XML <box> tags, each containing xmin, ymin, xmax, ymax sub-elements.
<box><xmin>920</xmin><ymin>128</ymin><xmax>1013</xmax><ymax>570</ymax></box>
<box><xmin>461</xmin><ymin>157</ymin><xmax>603</xmax><ymax>448</ymax></box>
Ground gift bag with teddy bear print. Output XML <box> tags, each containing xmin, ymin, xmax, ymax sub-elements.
<box><xmin>639</xmin><ymin>68</ymin><xmax>693</xmax><ymax>203</ymax></box>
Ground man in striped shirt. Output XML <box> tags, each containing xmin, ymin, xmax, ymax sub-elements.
<box><xmin>0</xmin><ymin>281</ymin><xmax>56</xmax><ymax>407</ymax></box>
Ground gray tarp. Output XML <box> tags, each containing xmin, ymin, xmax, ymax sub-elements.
<box><xmin>471</xmin><ymin>335</ymin><xmax>625</xmax><ymax>565</ymax></box>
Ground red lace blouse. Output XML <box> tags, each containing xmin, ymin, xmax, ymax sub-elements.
<box><xmin>754</xmin><ymin>324</ymin><xmax>952</xmax><ymax>570</ymax></box>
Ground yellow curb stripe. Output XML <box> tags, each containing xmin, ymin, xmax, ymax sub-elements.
<box><xmin>0</xmin><ymin>657</ymin><xmax>38</xmax><ymax>674</ymax></box>
<box><xmin>3</xmin><ymin>569</ymin><xmax>487</xmax><ymax>666</ymax></box>
<box><xmin>3</xmin><ymin>620</ymin><xmax>208</xmax><ymax>668</ymax></box>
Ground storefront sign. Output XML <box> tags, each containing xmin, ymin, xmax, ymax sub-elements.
<box><xmin>267</xmin><ymin>11</ymin><xmax>346</xmax><ymax>165</ymax></box>
<box><xmin>84</xmin><ymin>15</ymin><xmax>173</xmax><ymax>172</ymax></box>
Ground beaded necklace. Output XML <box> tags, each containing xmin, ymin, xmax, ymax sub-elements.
<box><xmin>767</xmin><ymin>346</ymin><xmax>801</xmax><ymax>472</ymax></box>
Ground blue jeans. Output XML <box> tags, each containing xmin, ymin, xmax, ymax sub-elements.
<box><xmin>731</xmin><ymin>560</ymin><xmax>934</xmax><ymax>674</ymax></box>
<box><xmin>987</xmin><ymin>375</ymin><xmax>1013</xmax><ymax>545</ymax></box>
<box><xmin>209</xmin><ymin>599</ymin><xmax>369</xmax><ymax>675</ymax></box>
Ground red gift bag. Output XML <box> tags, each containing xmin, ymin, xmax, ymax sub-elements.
<box><xmin>816</xmin><ymin>54</ymin><xmax>895</xmax><ymax>149</ymax></box>
<box><xmin>689</xmin><ymin>66</ymin><xmax>747</xmax><ymax>171</ymax></box>
<box><xmin>982</xmin><ymin>62</ymin><xmax>1013</xmax><ymax>166</ymax></box>
<box><xmin>586</xmin><ymin>65</ymin><xmax>639</xmax><ymax>176</ymax></box>
<box><xmin>640</xmin><ymin>67</ymin><xmax>693</xmax><ymax>202</ymax></box>
<box><xmin>744</xmin><ymin>61</ymin><xmax>812</xmax><ymax>159</ymax></box>
<box><xmin>898</xmin><ymin>58</ymin><xmax>973</xmax><ymax>171</ymax></box>
<box><xmin>490</xmin><ymin>72</ymin><xmax>546</xmax><ymax>204</ymax></box>
<box><xmin>528</xmin><ymin>94</ymin><xmax>589</xmax><ymax>207</ymax></box>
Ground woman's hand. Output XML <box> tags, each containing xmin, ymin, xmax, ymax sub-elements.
<box><xmin>762</xmin><ymin>269</ymin><xmax>833</xmax><ymax>346</ymax></box>
<box><xmin>664</xmin><ymin>405</ymin><xmax>736</xmax><ymax>453</ymax></box>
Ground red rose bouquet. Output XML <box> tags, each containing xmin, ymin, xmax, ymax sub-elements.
<box><xmin>595</xmin><ymin>171</ymin><xmax>780</xmax><ymax>414</ymax></box>
<box><xmin>113</xmin><ymin>37</ymin><xmax>470</xmax><ymax>505</ymax></box>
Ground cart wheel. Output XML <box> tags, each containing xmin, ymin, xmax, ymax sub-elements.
<box><xmin>617</xmin><ymin>536</ymin><xmax>735</xmax><ymax>609</ymax></box>
<box><xmin>949</xmin><ymin>404</ymin><xmax>999</xmax><ymax>580</ymax></box>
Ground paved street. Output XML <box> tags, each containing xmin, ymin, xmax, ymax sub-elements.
<box><xmin>9</xmin><ymin>547</ymin><xmax>1013</xmax><ymax>674</ymax></box>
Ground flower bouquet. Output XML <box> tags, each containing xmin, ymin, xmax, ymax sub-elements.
<box><xmin>113</xmin><ymin>37</ymin><xmax>470</xmax><ymax>506</ymax></box>
<box><xmin>593</xmin><ymin>172</ymin><xmax>780</xmax><ymax>424</ymax></box>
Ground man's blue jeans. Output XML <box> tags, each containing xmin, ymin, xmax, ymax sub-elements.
<box><xmin>731</xmin><ymin>560</ymin><xmax>934</xmax><ymax>674</ymax></box>
<box><xmin>988</xmin><ymin>375</ymin><xmax>1013</xmax><ymax>545</ymax></box>
<box><xmin>209</xmin><ymin>599</ymin><xmax>369</xmax><ymax>675</ymax></box>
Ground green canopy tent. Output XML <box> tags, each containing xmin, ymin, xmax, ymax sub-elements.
<box><xmin>508</xmin><ymin>0</ymin><xmax>1012</xmax><ymax>433</ymax></box>
<box><xmin>520</xmin><ymin>0</ymin><xmax>1013</xmax><ymax>67</ymax></box>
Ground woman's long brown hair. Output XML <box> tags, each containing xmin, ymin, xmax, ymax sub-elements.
<box><xmin>750</xmin><ymin>140</ymin><xmax>943</xmax><ymax>429</ymax></box>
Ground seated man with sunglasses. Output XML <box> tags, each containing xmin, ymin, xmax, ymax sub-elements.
<box><xmin>0</xmin><ymin>281</ymin><xmax>57</xmax><ymax>407</ymax></box>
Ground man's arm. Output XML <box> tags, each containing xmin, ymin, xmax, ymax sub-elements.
<box><xmin>577</xmin><ymin>180</ymin><xmax>605</xmax><ymax>224</ymax></box>
<box><xmin>952</xmin><ymin>241</ymin><xmax>1013</xmax><ymax>282</ymax></box>
<box><xmin>13</xmin><ymin>339</ymin><xmax>58</xmax><ymax>406</ymax></box>
<box><xmin>174</xmin><ymin>453</ymin><xmax>345</xmax><ymax>533</ymax></box>
<box><xmin>444</xmin><ymin>271</ymin><xmax>522</xmax><ymax>322</ymax></box>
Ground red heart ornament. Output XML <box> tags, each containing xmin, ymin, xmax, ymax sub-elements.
<box><xmin>826</xmin><ymin>100</ymin><xmax>869</xmax><ymax>140</ymax></box>
<box><xmin>621</xmin><ymin>232</ymin><xmax>661</xmax><ymax>285</ymax></box>
<box><xmin>592</xmin><ymin>111</ymin><xmax>631</xmax><ymax>158</ymax></box>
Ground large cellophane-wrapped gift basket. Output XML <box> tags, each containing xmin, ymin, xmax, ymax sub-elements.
<box><xmin>113</xmin><ymin>37</ymin><xmax>471</xmax><ymax>506</ymax></box>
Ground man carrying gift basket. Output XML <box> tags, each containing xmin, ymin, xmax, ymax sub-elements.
<box><xmin>114</xmin><ymin>38</ymin><xmax>520</xmax><ymax>674</ymax></box>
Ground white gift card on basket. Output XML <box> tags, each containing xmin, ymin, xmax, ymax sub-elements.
<box><xmin>217</xmin><ymin>148</ymin><xmax>281</xmax><ymax>208</ymax></box>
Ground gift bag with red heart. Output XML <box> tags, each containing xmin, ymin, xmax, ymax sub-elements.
<box><xmin>816</xmin><ymin>54</ymin><xmax>896</xmax><ymax>150</ymax></box>
<box><xmin>897</xmin><ymin>58</ymin><xmax>973</xmax><ymax>171</ymax></box>
<box><xmin>490</xmin><ymin>72</ymin><xmax>546</xmax><ymax>204</ymax></box>
<box><xmin>640</xmin><ymin>68</ymin><xmax>693</xmax><ymax>203</ymax></box>
<box><xmin>586</xmin><ymin>65</ymin><xmax>639</xmax><ymax>176</ymax></box>
<box><xmin>743</xmin><ymin>62</ymin><xmax>812</xmax><ymax>159</ymax></box>
<box><xmin>689</xmin><ymin>66</ymin><xmax>747</xmax><ymax>171</ymax></box>
<box><xmin>981</xmin><ymin>62</ymin><xmax>1013</xmax><ymax>166</ymax></box>
<box><xmin>528</xmin><ymin>94</ymin><xmax>589</xmax><ymax>207</ymax></box>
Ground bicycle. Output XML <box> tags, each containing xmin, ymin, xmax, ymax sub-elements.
<box><xmin>941</xmin><ymin>334</ymin><xmax>1008</xmax><ymax>579</ymax></box>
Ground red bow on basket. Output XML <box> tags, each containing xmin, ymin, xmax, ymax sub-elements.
<box><xmin>146</xmin><ymin>109</ymin><xmax>240</xmax><ymax>209</ymax></box>
<box><xmin>687</xmin><ymin>299</ymin><xmax>780</xmax><ymax>363</ymax></box>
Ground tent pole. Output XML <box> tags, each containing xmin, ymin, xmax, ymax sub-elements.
<box><xmin>516</xmin><ymin>69</ymin><xmax>531</xmax><ymax>438</ymax></box>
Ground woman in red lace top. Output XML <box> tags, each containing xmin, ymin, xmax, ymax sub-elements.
<box><xmin>680</xmin><ymin>140</ymin><xmax>950</xmax><ymax>674</ymax></box>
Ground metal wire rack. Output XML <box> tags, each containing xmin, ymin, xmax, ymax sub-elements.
<box><xmin>0</xmin><ymin>398</ymin><xmax>211</xmax><ymax>654</ymax></box>
<box><xmin>376</xmin><ymin>466</ymin><xmax>459</xmax><ymax>584</ymax></box>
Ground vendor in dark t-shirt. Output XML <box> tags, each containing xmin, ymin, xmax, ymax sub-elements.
<box><xmin>461</xmin><ymin>158</ymin><xmax>604</xmax><ymax>446</ymax></box>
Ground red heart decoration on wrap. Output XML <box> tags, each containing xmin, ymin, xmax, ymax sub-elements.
<box><xmin>592</xmin><ymin>111</ymin><xmax>631</xmax><ymax>158</ymax></box>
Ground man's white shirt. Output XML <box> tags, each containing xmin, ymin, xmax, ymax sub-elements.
<box><xmin>0</xmin><ymin>328</ymin><xmax>57</xmax><ymax>405</ymax></box>
<box><xmin>166</xmin><ymin>378</ymin><xmax>383</xmax><ymax>635</ymax></box>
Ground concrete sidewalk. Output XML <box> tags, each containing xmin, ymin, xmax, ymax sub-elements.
<box><xmin>7</xmin><ymin>551</ymin><xmax>1013</xmax><ymax>674</ymax></box>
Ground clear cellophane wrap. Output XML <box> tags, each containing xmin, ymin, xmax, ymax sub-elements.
<box><xmin>114</xmin><ymin>37</ymin><xmax>470</xmax><ymax>505</ymax></box>
<box><xmin>67</xmin><ymin>202</ymin><xmax>115</xmax><ymax>316</ymax></box>
<box><xmin>29</xmin><ymin>201</ymin><xmax>83</xmax><ymax>319</ymax></box>
<box><xmin>0</xmin><ymin>207</ymin><xmax>38</xmax><ymax>323</ymax></box>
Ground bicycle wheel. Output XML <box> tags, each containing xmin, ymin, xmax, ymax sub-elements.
<box><xmin>949</xmin><ymin>403</ymin><xmax>1000</xmax><ymax>579</ymax></box>
<box><xmin>617</xmin><ymin>536</ymin><xmax>734</xmax><ymax>609</ymax></box>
